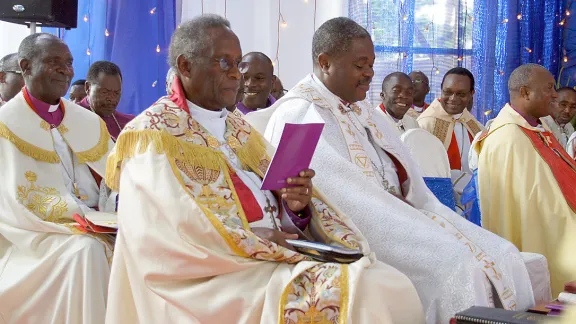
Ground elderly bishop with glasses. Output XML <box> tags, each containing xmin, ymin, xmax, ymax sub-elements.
<box><xmin>105</xmin><ymin>14</ymin><xmax>424</xmax><ymax>324</ymax></box>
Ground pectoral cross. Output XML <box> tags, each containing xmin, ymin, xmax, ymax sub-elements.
<box><xmin>74</xmin><ymin>183</ymin><xmax>88</xmax><ymax>201</ymax></box>
<box><xmin>264</xmin><ymin>198</ymin><xmax>279</xmax><ymax>230</ymax></box>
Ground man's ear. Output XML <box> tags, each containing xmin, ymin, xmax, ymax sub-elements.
<box><xmin>19</xmin><ymin>59</ymin><xmax>31</xmax><ymax>77</ymax></box>
<box><xmin>85</xmin><ymin>82</ymin><xmax>92</xmax><ymax>96</ymax></box>
<box><xmin>0</xmin><ymin>72</ymin><xmax>6</xmax><ymax>84</ymax></box>
<box><xmin>317</xmin><ymin>53</ymin><xmax>330</xmax><ymax>73</ymax></box>
<box><xmin>177</xmin><ymin>55</ymin><xmax>192</xmax><ymax>78</ymax></box>
<box><xmin>519</xmin><ymin>86</ymin><xmax>530</xmax><ymax>100</ymax></box>
<box><xmin>380</xmin><ymin>92</ymin><xmax>385</xmax><ymax>101</ymax></box>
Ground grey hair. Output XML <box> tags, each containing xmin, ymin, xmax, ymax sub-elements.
<box><xmin>18</xmin><ymin>33</ymin><xmax>61</xmax><ymax>62</ymax></box>
<box><xmin>0</xmin><ymin>53</ymin><xmax>19</xmax><ymax>72</ymax></box>
<box><xmin>168</xmin><ymin>14</ymin><xmax>231</xmax><ymax>68</ymax></box>
<box><xmin>312</xmin><ymin>17</ymin><xmax>371</xmax><ymax>63</ymax></box>
<box><xmin>508</xmin><ymin>63</ymin><xmax>548</xmax><ymax>93</ymax></box>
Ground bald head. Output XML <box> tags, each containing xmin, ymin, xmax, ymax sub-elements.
<box><xmin>508</xmin><ymin>64</ymin><xmax>557</xmax><ymax>119</ymax></box>
<box><xmin>0</xmin><ymin>53</ymin><xmax>24</xmax><ymax>102</ymax></box>
<box><xmin>380</xmin><ymin>72</ymin><xmax>413</xmax><ymax>119</ymax></box>
<box><xmin>241</xmin><ymin>52</ymin><xmax>274</xmax><ymax>110</ymax></box>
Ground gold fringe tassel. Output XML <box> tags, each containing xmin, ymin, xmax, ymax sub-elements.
<box><xmin>0</xmin><ymin>121</ymin><xmax>61</xmax><ymax>163</ymax></box>
<box><xmin>76</xmin><ymin>119</ymin><xmax>110</xmax><ymax>163</ymax></box>
<box><xmin>106</xmin><ymin>129</ymin><xmax>224</xmax><ymax>191</ymax></box>
<box><xmin>235</xmin><ymin>131</ymin><xmax>270</xmax><ymax>177</ymax></box>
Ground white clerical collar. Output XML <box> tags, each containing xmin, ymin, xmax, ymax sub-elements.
<box><xmin>452</xmin><ymin>112</ymin><xmax>464</xmax><ymax>120</ymax></box>
<box><xmin>186</xmin><ymin>100</ymin><xmax>228</xmax><ymax>120</ymax></box>
<box><xmin>386</xmin><ymin>110</ymin><xmax>401</xmax><ymax>123</ymax></box>
<box><xmin>311</xmin><ymin>74</ymin><xmax>346</xmax><ymax>104</ymax></box>
<box><xmin>413</xmin><ymin>105</ymin><xmax>424</xmax><ymax>113</ymax></box>
<box><xmin>48</xmin><ymin>104</ymin><xmax>59</xmax><ymax>113</ymax></box>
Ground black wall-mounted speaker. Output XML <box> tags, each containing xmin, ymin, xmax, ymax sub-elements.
<box><xmin>0</xmin><ymin>0</ymin><xmax>78</xmax><ymax>29</ymax></box>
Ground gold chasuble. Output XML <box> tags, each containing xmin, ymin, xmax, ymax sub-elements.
<box><xmin>104</xmin><ymin>79</ymin><xmax>424</xmax><ymax>324</ymax></box>
<box><xmin>0</xmin><ymin>92</ymin><xmax>114</xmax><ymax>323</ymax></box>
<box><xmin>418</xmin><ymin>99</ymin><xmax>485</xmax><ymax>170</ymax></box>
<box><xmin>476</xmin><ymin>104</ymin><xmax>576</xmax><ymax>296</ymax></box>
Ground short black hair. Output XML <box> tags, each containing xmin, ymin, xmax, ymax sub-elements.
<box><xmin>71</xmin><ymin>79</ymin><xmax>86</xmax><ymax>87</ymax></box>
<box><xmin>86</xmin><ymin>61</ymin><xmax>122</xmax><ymax>83</ymax></box>
<box><xmin>441</xmin><ymin>67</ymin><xmax>475</xmax><ymax>91</ymax></box>
<box><xmin>557</xmin><ymin>86</ymin><xmax>576</xmax><ymax>94</ymax></box>
<box><xmin>312</xmin><ymin>17</ymin><xmax>371</xmax><ymax>63</ymax></box>
<box><xmin>381</xmin><ymin>72</ymin><xmax>411</xmax><ymax>91</ymax></box>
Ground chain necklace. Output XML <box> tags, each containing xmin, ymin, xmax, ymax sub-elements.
<box><xmin>89</xmin><ymin>106</ymin><xmax>122</xmax><ymax>141</ymax></box>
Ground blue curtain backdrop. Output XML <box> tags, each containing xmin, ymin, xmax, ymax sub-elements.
<box><xmin>42</xmin><ymin>0</ymin><xmax>176</xmax><ymax>115</ymax></box>
<box><xmin>559</xmin><ymin>1</ymin><xmax>576</xmax><ymax>90</ymax></box>
<box><xmin>349</xmin><ymin>0</ymin><xmax>564</xmax><ymax>122</ymax></box>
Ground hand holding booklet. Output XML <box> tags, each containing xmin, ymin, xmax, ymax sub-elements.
<box><xmin>261</xmin><ymin>123</ymin><xmax>325</xmax><ymax>190</ymax></box>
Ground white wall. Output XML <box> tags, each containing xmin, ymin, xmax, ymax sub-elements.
<box><xmin>179</xmin><ymin>0</ymin><xmax>348</xmax><ymax>88</ymax></box>
<box><xmin>0</xmin><ymin>21</ymin><xmax>29</xmax><ymax>58</ymax></box>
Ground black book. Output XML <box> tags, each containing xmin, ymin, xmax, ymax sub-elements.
<box><xmin>455</xmin><ymin>306</ymin><xmax>555</xmax><ymax>324</ymax></box>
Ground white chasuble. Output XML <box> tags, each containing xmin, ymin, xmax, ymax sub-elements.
<box><xmin>247</xmin><ymin>74</ymin><xmax>535</xmax><ymax>324</ymax></box>
<box><xmin>0</xmin><ymin>92</ymin><xmax>115</xmax><ymax>323</ymax></box>
<box><xmin>104</xmin><ymin>81</ymin><xmax>424</xmax><ymax>324</ymax></box>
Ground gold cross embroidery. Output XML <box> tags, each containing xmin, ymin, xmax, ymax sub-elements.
<box><xmin>298</xmin><ymin>306</ymin><xmax>332</xmax><ymax>324</ymax></box>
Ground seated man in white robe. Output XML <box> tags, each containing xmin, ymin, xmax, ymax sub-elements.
<box><xmin>247</xmin><ymin>17</ymin><xmax>535</xmax><ymax>324</ymax></box>
<box><xmin>375</xmin><ymin>71</ymin><xmax>419</xmax><ymax>136</ymax></box>
<box><xmin>0</xmin><ymin>33</ymin><xmax>115</xmax><ymax>323</ymax></box>
<box><xmin>105</xmin><ymin>15</ymin><xmax>424</xmax><ymax>324</ymax></box>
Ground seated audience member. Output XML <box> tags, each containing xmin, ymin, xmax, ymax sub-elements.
<box><xmin>78</xmin><ymin>61</ymin><xmax>135</xmax><ymax>141</ymax></box>
<box><xmin>0</xmin><ymin>53</ymin><xmax>24</xmax><ymax>106</ymax></box>
<box><xmin>0</xmin><ymin>33</ymin><xmax>114</xmax><ymax>323</ymax></box>
<box><xmin>69</xmin><ymin>79</ymin><xmax>87</xmax><ymax>103</ymax></box>
<box><xmin>418</xmin><ymin>67</ymin><xmax>485</xmax><ymax>174</ymax></box>
<box><xmin>104</xmin><ymin>15</ymin><xmax>424</xmax><ymax>324</ymax></box>
<box><xmin>235</xmin><ymin>52</ymin><xmax>276</xmax><ymax>115</ymax></box>
<box><xmin>271</xmin><ymin>75</ymin><xmax>287</xmax><ymax>100</ymax></box>
<box><xmin>407</xmin><ymin>70</ymin><xmax>430</xmax><ymax>117</ymax></box>
<box><xmin>248</xmin><ymin>17</ymin><xmax>534</xmax><ymax>324</ymax></box>
<box><xmin>376</xmin><ymin>72</ymin><xmax>419</xmax><ymax>136</ymax></box>
<box><xmin>541</xmin><ymin>87</ymin><xmax>576</xmax><ymax>147</ymax></box>
<box><xmin>476</xmin><ymin>63</ymin><xmax>576</xmax><ymax>296</ymax></box>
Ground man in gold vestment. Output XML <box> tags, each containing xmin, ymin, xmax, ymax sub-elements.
<box><xmin>105</xmin><ymin>15</ymin><xmax>424</xmax><ymax>324</ymax></box>
<box><xmin>476</xmin><ymin>64</ymin><xmax>576</xmax><ymax>296</ymax></box>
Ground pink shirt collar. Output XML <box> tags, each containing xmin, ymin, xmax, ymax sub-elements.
<box><xmin>24</xmin><ymin>88</ymin><xmax>64</xmax><ymax>126</ymax></box>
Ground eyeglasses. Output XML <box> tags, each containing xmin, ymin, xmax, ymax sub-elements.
<box><xmin>203</xmin><ymin>57</ymin><xmax>249</xmax><ymax>73</ymax></box>
<box><xmin>412</xmin><ymin>79</ymin><xmax>428</xmax><ymax>85</ymax></box>
<box><xmin>1</xmin><ymin>70</ymin><xmax>22</xmax><ymax>74</ymax></box>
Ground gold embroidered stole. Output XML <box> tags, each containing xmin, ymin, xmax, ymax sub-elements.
<box><xmin>418</xmin><ymin>100</ymin><xmax>485</xmax><ymax>150</ymax></box>
<box><xmin>0</xmin><ymin>92</ymin><xmax>111</xmax><ymax>223</ymax></box>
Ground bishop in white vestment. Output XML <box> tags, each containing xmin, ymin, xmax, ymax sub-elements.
<box><xmin>0</xmin><ymin>34</ymin><xmax>115</xmax><ymax>323</ymax></box>
<box><xmin>246</xmin><ymin>18</ymin><xmax>534</xmax><ymax>324</ymax></box>
<box><xmin>105</xmin><ymin>15</ymin><xmax>424</xmax><ymax>324</ymax></box>
<box><xmin>375</xmin><ymin>72</ymin><xmax>419</xmax><ymax>137</ymax></box>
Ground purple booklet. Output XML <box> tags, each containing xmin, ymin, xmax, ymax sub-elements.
<box><xmin>261</xmin><ymin>123</ymin><xmax>324</xmax><ymax>190</ymax></box>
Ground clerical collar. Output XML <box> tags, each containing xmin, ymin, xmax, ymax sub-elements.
<box><xmin>311</xmin><ymin>74</ymin><xmax>348</xmax><ymax>105</ymax></box>
<box><xmin>236</xmin><ymin>94</ymin><xmax>276</xmax><ymax>115</ymax></box>
<box><xmin>510</xmin><ymin>104</ymin><xmax>541</xmax><ymax>127</ymax></box>
<box><xmin>26</xmin><ymin>88</ymin><xmax>61</xmax><ymax>113</ymax></box>
<box><xmin>380</xmin><ymin>104</ymin><xmax>401</xmax><ymax>123</ymax></box>
<box><xmin>186</xmin><ymin>99</ymin><xmax>228</xmax><ymax>119</ymax></box>
<box><xmin>452</xmin><ymin>112</ymin><xmax>464</xmax><ymax>120</ymax></box>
